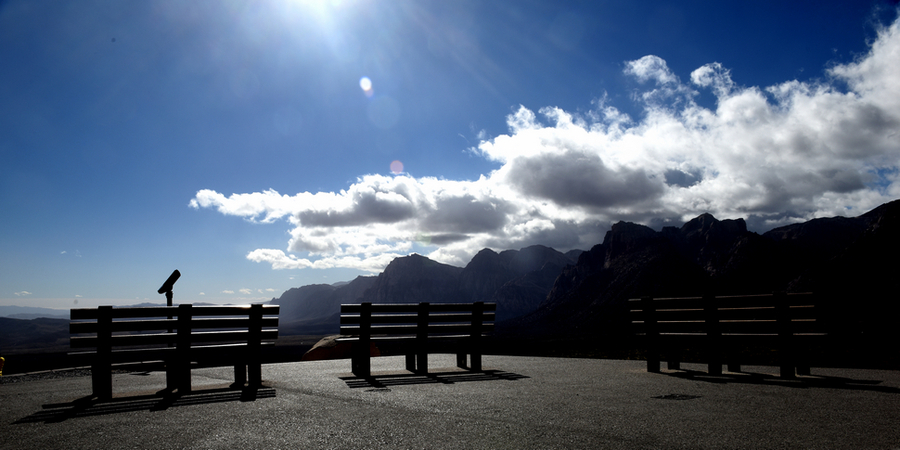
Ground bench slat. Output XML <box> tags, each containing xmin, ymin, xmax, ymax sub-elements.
<box><xmin>70</xmin><ymin>329</ymin><xmax>278</xmax><ymax>349</ymax></box>
<box><xmin>70</xmin><ymin>304</ymin><xmax>280</xmax><ymax>320</ymax></box>
<box><xmin>627</xmin><ymin>293</ymin><xmax>816</xmax><ymax>311</ymax></box>
<box><xmin>341</xmin><ymin>323</ymin><xmax>494</xmax><ymax>335</ymax></box>
<box><xmin>340</xmin><ymin>303</ymin><xmax>496</xmax><ymax>313</ymax></box>
<box><xmin>70</xmin><ymin>317</ymin><xmax>279</xmax><ymax>334</ymax></box>
<box><xmin>72</xmin><ymin>341</ymin><xmax>278</xmax><ymax>364</ymax></box>
<box><xmin>340</xmin><ymin>312</ymin><xmax>496</xmax><ymax>325</ymax></box>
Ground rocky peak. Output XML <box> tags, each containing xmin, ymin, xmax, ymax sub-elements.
<box><xmin>362</xmin><ymin>253</ymin><xmax>463</xmax><ymax>304</ymax></box>
<box><xmin>269</xmin><ymin>284</ymin><xmax>337</xmax><ymax>320</ymax></box>
<box><xmin>509</xmin><ymin>245</ymin><xmax>573</xmax><ymax>274</ymax></box>
<box><xmin>380</xmin><ymin>253</ymin><xmax>451</xmax><ymax>276</ymax></box>
<box><xmin>459</xmin><ymin>249</ymin><xmax>514</xmax><ymax>303</ymax></box>
<box><xmin>680</xmin><ymin>213</ymin><xmax>747</xmax><ymax>245</ymax></box>
<box><xmin>602</xmin><ymin>221</ymin><xmax>660</xmax><ymax>262</ymax></box>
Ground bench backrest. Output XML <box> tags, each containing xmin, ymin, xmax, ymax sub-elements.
<box><xmin>340</xmin><ymin>302</ymin><xmax>496</xmax><ymax>338</ymax></box>
<box><xmin>628</xmin><ymin>293</ymin><xmax>823</xmax><ymax>338</ymax></box>
<box><xmin>70</xmin><ymin>304</ymin><xmax>280</xmax><ymax>351</ymax></box>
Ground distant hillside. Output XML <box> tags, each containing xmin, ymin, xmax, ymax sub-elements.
<box><xmin>0</xmin><ymin>306</ymin><xmax>69</xmax><ymax>320</ymax></box>
<box><xmin>269</xmin><ymin>245</ymin><xmax>582</xmax><ymax>332</ymax></box>
<box><xmin>0</xmin><ymin>317</ymin><xmax>70</xmax><ymax>353</ymax></box>
<box><xmin>273</xmin><ymin>276</ymin><xmax>378</xmax><ymax>335</ymax></box>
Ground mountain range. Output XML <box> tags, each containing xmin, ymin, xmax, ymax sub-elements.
<box><xmin>270</xmin><ymin>199</ymin><xmax>900</xmax><ymax>348</ymax></box>
<box><xmin>272</xmin><ymin>244</ymin><xmax>582</xmax><ymax>335</ymax></box>
<box><xmin>5</xmin><ymin>200</ymin><xmax>898</xmax><ymax>369</ymax></box>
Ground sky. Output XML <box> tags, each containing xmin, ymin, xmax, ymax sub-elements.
<box><xmin>2</xmin><ymin>1</ymin><xmax>900</xmax><ymax>310</ymax></box>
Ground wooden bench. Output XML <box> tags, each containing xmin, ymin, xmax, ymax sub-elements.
<box><xmin>70</xmin><ymin>303</ymin><xmax>279</xmax><ymax>398</ymax></box>
<box><xmin>338</xmin><ymin>302</ymin><xmax>495</xmax><ymax>377</ymax></box>
<box><xmin>628</xmin><ymin>293</ymin><xmax>826</xmax><ymax>378</ymax></box>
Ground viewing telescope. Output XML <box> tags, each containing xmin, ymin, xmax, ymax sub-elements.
<box><xmin>157</xmin><ymin>269</ymin><xmax>181</xmax><ymax>307</ymax></box>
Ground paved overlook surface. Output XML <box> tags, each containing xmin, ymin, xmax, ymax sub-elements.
<box><xmin>2</xmin><ymin>356</ymin><xmax>899</xmax><ymax>449</ymax></box>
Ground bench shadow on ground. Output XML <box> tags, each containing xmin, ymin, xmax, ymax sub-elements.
<box><xmin>340</xmin><ymin>368</ymin><xmax>529</xmax><ymax>389</ymax></box>
<box><xmin>658</xmin><ymin>368</ymin><xmax>900</xmax><ymax>394</ymax></box>
<box><xmin>14</xmin><ymin>383</ymin><xmax>276</xmax><ymax>424</ymax></box>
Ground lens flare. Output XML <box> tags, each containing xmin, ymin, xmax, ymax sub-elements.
<box><xmin>359</xmin><ymin>76</ymin><xmax>373</xmax><ymax>97</ymax></box>
<box><xmin>390</xmin><ymin>160</ymin><xmax>404</xmax><ymax>174</ymax></box>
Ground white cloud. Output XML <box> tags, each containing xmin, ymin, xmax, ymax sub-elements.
<box><xmin>221</xmin><ymin>290</ymin><xmax>235</xmax><ymax>294</ymax></box>
<box><xmin>624</xmin><ymin>55</ymin><xmax>677</xmax><ymax>85</ymax></box>
<box><xmin>189</xmin><ymin>189</ymin><xmax>315</xmax><ymax>223</ymax></box>
<box><xmin>192</xmin><ymin>15</ymin><xmax>900</xmax><ymax>272</ymax></box>
<box><xmin>690</xmin><ymin>63</ymin><xmax>734</xmax><ymax>97</ymax></box>
<box><xmin>14</xmin><ymin>291</ymin><xmax>32</xmax><ymax>296</ymax></box>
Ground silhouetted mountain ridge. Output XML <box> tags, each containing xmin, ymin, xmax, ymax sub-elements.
<box><xmin>507</xmin><ymin>200</ymin><xmax>900</xmax><ymax>342</ymax></box>
<box><xmin>6</xmin><ymin>201</ymin><xmax>899</xmax><ymax>367</ymax></box>
<box><xmin>270</xmin><ymin>245</ymin><xmax>581</xmax><ymax>330</ymax></box>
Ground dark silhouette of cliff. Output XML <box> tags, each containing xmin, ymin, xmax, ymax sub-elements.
<box><xmin>501</xmin><ymin>200</ymin><xmax>900</xmax><ymax>355</ymax></box>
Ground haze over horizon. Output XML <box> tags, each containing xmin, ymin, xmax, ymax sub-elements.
<box><xmin>3</xmin><ymin>1</ymin><xmax>900</xmax><ymax>310</ymax></box>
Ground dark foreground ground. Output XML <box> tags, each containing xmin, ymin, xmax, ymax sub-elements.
<box><xmin>2</xmin><ymin>355</ymin><xmax>899</xmax><ymax>449</ymax></box>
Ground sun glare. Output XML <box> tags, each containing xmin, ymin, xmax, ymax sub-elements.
<box><xmin>360</xmin><ymin>76</ymin><xmax>374</xmax><ymax>97</ymax></box>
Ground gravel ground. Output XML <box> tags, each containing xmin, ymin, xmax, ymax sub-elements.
<box><xmin>0</xmin><ymin>368</ymin><xmax>121</xmax><ymax>384</ymax></box>
<box><xmin>4</xmin><ymin>356</ymin><xmax>900</xmax><ymax>449</ymax></box>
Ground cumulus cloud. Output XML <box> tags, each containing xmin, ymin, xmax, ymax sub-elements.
<box><xmin>192</xmin><ymin>15</ymin><xmax>900</xmax><ymax>271</ymax></box>
<box><xmin>624</xmin><ymin>55</ymin><xmax>677</xmax><ymax>85</ymax></box>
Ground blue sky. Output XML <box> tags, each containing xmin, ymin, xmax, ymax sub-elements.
<box><xmin>2</xmin><ymin>1</ymin><xmax>900</xmax><ymax>309</ymax></box>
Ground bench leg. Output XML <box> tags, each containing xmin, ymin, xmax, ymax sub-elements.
<box><xmin>780</xmin><ymin>363</ymin><xmax>795</xmax><ymax>379</ymax></box>
<box><xmin>456</xmin><ymin>352</ymin><xmax>467</xmax><ymax>369</ymax></box>
<box><xmin>416</xmin><ymin>350</ymin><xmax>428</xmax><ymax>374</ymax></box>
<box><xmin>351</xmin><ymin>342</ymin><xmax>370</xmax><ymax>377</ymax></box>
<box><xmin>664</xmin><ymin>346</ymin><xmax>680</xmax><ymax>371</ymax></box>
<box><xmin>165</xmin><ymin>357</ymin><xmax>191</xmax><ymax>392</ymax></box>
<box><xmin>779</xmin><ymin>346</ymin><xmax>795</xmax><ymax>378</ymax></box>
<box><xmin>165</xmin><ymin>364</ymin><xmax>172</xmax><ymax>388</ymax></box>
<box><xmin>707</xmin><ymin>347</ymin><xmax>723</xmax><ymax>376</ymax></box>
<box><xmin>92</xmin><ymin>363</ymin><xmax>112</xmax><ymax>400</ymax></box>
<box><xmin>406</xmin><ymin>353</ymin><xmax>416</xmax><ymax>372</ymax></box>
<box><xmin>646</xmin><ymin>341</ymin><xmax>660</xmax><ymax>373</ymax></box>
<box><xmin>248</xmin><ymin>362</ymin><xmax>262</xmax><ymax>387</ymax></box>
<box><xmin>471</xmin><ymin>352</ymin><xmax>482</xmax><ymax>371</ymax></box>
<box><xmin>234</xmin><ymin>364</ymin><xmax>247</xmax><ymax>386</ymax></box>
<box><xmin>176</xmin><ymin>361</ymin><xmax>192</xmax><ymax>393</ymax></box>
